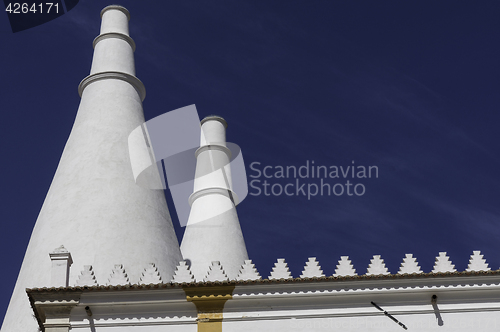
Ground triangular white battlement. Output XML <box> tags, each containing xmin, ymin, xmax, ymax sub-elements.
<box><xmin>300</xmin><ymin>257</ymin><xmax>325</xmax><ymax>278</ymax></box>
<box><xmin>467</xmin><ymin>251</ymin><xmax>491</xmax><ymax>272</ymax></box>
<box><xmin>398</xmin><ymin>254</ymin><xmax>423</xmax><ymax>274</ymax></box>
<box><xmin>334</xmin><ymin>256</ymin><xmax>357</xmax><ymax>277</ymax></box>
<box><xmin>432</xmin><ymin>252</ymin><xmax>456</xmax><ymax>273</ymax></box>
<box><xmin>76</xmin><ymin>265</ymin><xmax>97</xmax><ymax>286</ymax></box>
<box><xmin>204</xmin><ymin>261</ymin><xmax>230</xmax><ymax>282</ymax></box>
<box><xmin>108</xmin><ymin>264</ymin><xmax>130</xmax><ymax>286</ymax></box>
<box><xmin>140</xmin><ymin>263</ymin><xmax>162</xmax><ymax>284</ymax></box>
<box><xmin>269</xmin><ymin>259</ymin><xmax>293</xmax><ymax>280</ymax></box>
<box><xmin>172</xmin><ymin>261</ymin><xmax>195</xmax><ymax>283</ymax></box>
<box><xmin>237</xmin><ymin>260</ymin><xmax>262</xmax><ymax>281</ymax></box>
<box><xmin>366</xmin><ymin>255</ymin><xmax>390</xmax><ymax>276</ymax></box>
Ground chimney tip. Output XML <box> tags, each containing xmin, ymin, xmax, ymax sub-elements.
<box><xmin>100</xmin><ymin>5</ymin><xmax>130</xmax><ymax>20</ymax></box>
<box><xmin>201</xmin><ymin>115</ymin><xmax>228</xmax><ymax>128</ymax></box>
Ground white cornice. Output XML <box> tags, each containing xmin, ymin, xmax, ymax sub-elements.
<box><xmin>93</xmin><ymin>32</ymin><xmax>136</xmax><ymax>51</ymax></box>
<box><xmin>78</xmin><ymin>71</ymin><xmax>146</xmax><ymax>101</ymax></box>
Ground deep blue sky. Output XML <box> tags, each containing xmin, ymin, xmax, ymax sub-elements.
<box><xmin>2</xmin><ymin>0</ymin><xmax>500</xmax><ymax>324</ymax></box>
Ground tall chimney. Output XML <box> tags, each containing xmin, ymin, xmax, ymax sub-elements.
<box><xmin>1</xmin><ymin>6</ymin><xmax>182</xmax><ymax>331</ymax></box>
<box><xmin>180</xmin><ymin>116</ymin><xmax>249</xmax><ymax>281</ymax></box>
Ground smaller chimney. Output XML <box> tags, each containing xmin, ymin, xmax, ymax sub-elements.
<box><xmin>49</xmin><ymin>245</ymin><xmax>73</xmax><ymax>287</ymax></box>
<box><xmin>180</xmin><ymin>116</ymin><xmax>249</xmax><ymax>281</ymax></box>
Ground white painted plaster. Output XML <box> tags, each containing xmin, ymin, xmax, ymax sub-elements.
<box><xmin>180</xmin><ymin>116</ymin><xmax>248</xmax><ymax>281</ymax></box>
<box><xmin>1</xmin><ymin>6</ymin><xmax>181</xmax><ymax>332</ymax></box>
<box><xmin>268</xmin><ymin>258</ymin><xmax>293</xmax><ymax>280</ymax></box>
<box><xmin>49</xmin><ymin>245</ymin><xmax>73</xmax><ymax>287</ymax></box>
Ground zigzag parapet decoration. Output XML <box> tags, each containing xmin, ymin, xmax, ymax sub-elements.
<box><xmin>268</xmin><ymin>258</ymin><xmax>293</xmax><ymax>280</ymax></box>
<box><xmin>300</xmin><ymin>257</ymin><xmax>325</xmax><ymax>278</ymax></box>
<box><xmin>366</xmin><ymin>255</ymin><xmax>390</xmax><ymax>276</ymax></box>
<box><xmin>467</xmin><ymin>251</ymin><xmax>491</xmax><ymax>272</ymax></box>
<box><xmin>172</xmin><ymin>260</ymin><xmax>195</xmax><ymax>283</ymax></box>
<box><xmin>76</xmin><ymin>265</ymin><xmax>97</xmax><ymax>286</ymax></box>
<box><xmin>108</xmin><ymin>264</ymin><xmax>130</xmax><ymax>286</ymax></box>
<box><xmin>71</xmin><ymin>251</ymin><xmax>499</xmax><ymax>286</ymax></box>
<box><xmin>204</xmin><ymin>261</ymin><xmax>229</xmax><ymax>282</ymax></box>
<box><xmin>398</xmin><ymin>254</ymin><xmax>423</xmax><ymax>274</ymax></box>
<box><xmin>432</xmin><ymin>252</ymin><xmax>456</xmax><ymax>273</ymax></box>
<box><xmin>334</xmin><ymin>256</ymin><xmax>357</xmax><ymax>277</ymax></box>
<box><xmin>140</xmin><ymin>263</ymin><xmax>162</xmax><ymax>284</ymax></box>
<box><xmin>237</xmin><ymin>260</ymin><xmax>262</xmax><ymax>281</ymax></box>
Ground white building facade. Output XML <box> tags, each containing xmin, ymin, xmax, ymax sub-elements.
<box><xmin>27</xmin><ymin>253</ymin><xmax>500</xmax><ymax>331</ymax></box>
<box><xmin>3</xmin><ymin>5</ymin><xmax>500</xmax><ymax>332</ymax></box>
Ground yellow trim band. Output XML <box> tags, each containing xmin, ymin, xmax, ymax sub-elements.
<box><xmin>183</xmin><ymin>285</ymin><xmax>235</xmax><ymax>332</ymax></box>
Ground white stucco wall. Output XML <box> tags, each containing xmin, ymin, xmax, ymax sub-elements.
<box><xmin>181</xmin><ymin>116</ymin><xmax>248</xmax><ymax>281</ymax></box>
<box><xmin>1</xmin><ymin>6</ymin><xmax>182</xmax><ymax>332</ymax></box>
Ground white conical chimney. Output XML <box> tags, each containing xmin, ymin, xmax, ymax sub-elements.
<box><xmin>180</xmin><ymin>116</ymin><xmax>249</xmax><ymax>281</ymax></box>
<box><xmin>1</xmin><ymin>6</ymin><xmax>182</xmax><ymax>331</ymax></box>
